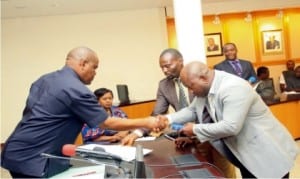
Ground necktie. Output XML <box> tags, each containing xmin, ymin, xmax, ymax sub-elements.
<box><xmin>232</xmin><ymin>61</ymin><xmax>242</xmax><ymax>76</ymax></box>
<box><xmin>175</xmin><ymin>78</ymin><xmax>188</xmax><ymax>109</ymax></box>
<box><xmin>202</xmin><ymin>106</ymin><xmax>213</xmax><ymax>123</ymax></box>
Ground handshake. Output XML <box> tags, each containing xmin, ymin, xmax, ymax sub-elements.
<box><xmin>121</xmin><ymin>115</ymin><xmax>195</xmax><ymax>146</ymax></box>
<box><xmin>146</xmin><ymin>115</ymin><xmax>195</xmax><ymax>137</ymax></box>
<box><xmin>145</xmin><ymin>115</ymin><xmax>169</xmax><ymax>132</ymax></box>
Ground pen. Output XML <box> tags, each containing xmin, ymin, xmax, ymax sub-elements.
<box><xmin>72</xmin><ymin>171</ymin><xmax>96</xmax><ymax>177</ymax></box>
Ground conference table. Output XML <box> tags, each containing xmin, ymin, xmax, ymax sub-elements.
<box><xmin>136</xmin><ymin>136</ymin><xmax>224</xmax><ymax>178</ymax></box>
<box><xmin>69</xmin><ymin>136</ymin><xmax>224</xmax><ymax>178</ymax></box>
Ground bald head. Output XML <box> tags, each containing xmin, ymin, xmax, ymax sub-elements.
<box><xmin>66</xmin><ymin>47</ymin><xmax>97</xmax><ymax>63</ymax></box>
<box><xmin>181</xmin><ymin>61</ymin><xmax>209</xmax><ymax>78</ymax></box>
<box><xmin>65</xmin><ymin>46</ymin><xmax>99</xmax><ymax>85</ymax></box>
<box><xmin>180</xmin><ymin>61</ymin><xmax>213</xmax><ymax>97</ymax></box>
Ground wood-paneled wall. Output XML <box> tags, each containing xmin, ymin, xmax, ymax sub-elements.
<box><xmin>167</xmin><ymin>8</ymin><xmax>300</xmax><ymax>68</ymax></box>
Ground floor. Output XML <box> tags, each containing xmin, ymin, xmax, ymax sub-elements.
<box><xmin>1</xmin><ymin>140</ymin><xmax>300</xmax><ymax>178</ymax></box>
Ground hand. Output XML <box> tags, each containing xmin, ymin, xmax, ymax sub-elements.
<box><xmin>152</xmin><ymin>115</ymin><xmax>168</xmax><ymax>132</ymax></box>
<box><xmin>179</xmin><ymin>123</ymin><xmax>194</xmax><ymax>137</ymax></box>
<box><xmin>146</xmin><ymin>116</ymin><xmax>167</xmax><ymax>132</ymax></box>
<box><xmin>105</xmin><ymin>135</ymin><xmax>121</xmax><ymax>143</ymax></box>
<box><xmin>121</xmin><ymin>133</ymin><xmax>139</xmax><ymax>146</ymax></box>
<box><xmin>175</xmin><ymin>137</ymin><xmax>193</xmax><ymax>148</ymax></box>
<box><xmin>115</xmin><ymin>131</ymin><xmax>130</xmax><ymax>138</ymax></box>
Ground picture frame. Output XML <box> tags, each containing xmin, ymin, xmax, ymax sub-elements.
<box><xmin>262</xmin><ymin>29</ymin><xmax>283</xmax><ymax>54</ymax></box>
<box><xmin>205</xmin><ymin>32</ymin><xmax>223</xmax><ymax>57</ymax></box>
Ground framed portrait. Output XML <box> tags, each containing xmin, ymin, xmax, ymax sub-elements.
<box><xmin>262</xmin><ymin>29</ymin><xmax>283</xmax><ymax>54</ymax></box>
<box><xmin>205</xmin><ymin>32</ymin><xmax>223</xmax><ymax>57</ymax></box>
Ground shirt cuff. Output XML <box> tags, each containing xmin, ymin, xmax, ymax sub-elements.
<box><xmin>132</xmin><ymin>129</ymin><xmax>143</xmax><ymax>137</ymax></box>
<box><xmin>166</xmin><ymin>114</ymin><xmax>173</xmax><ymax>124</ymax></box>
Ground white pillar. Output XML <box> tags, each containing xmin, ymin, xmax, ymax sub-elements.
<box><xmin>173</xmin><ymin>0</ymin><xmax>206</xmax><ymax>64</ymax></box>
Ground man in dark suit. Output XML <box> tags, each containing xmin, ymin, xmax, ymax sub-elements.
<box><xmin>214</xmin><ymin>42</ymin><xmax>257</xmax><ymax>84</ymax></box>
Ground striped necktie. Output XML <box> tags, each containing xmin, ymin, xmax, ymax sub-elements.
<box><xmin>202</xmin><ymin>106</ymin><xmax>213</xmax><ymax>123</ymax></box>
<box><xmin>232</xmin><ymin>61</ymin><xmax>242</xmax><ymax>77</ymax></box>
<box><xmin>175</xmin><ymin>78</ymin><xmax>188</xmax><ymax>109</ymax></box>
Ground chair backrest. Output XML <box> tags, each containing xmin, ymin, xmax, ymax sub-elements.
<box><xmin>116</xmin><ymin>84</ymin><xmax>130</xmax><ymax>105</ymax></box>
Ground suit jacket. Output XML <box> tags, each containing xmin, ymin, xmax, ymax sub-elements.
<box><xmin>152</xmin><ymin>77</ymin><xmax>193</xmax><ymax>115</ymax></box>
<box><xmin>169</xmin><ymin>70</ymin><xmax>298</xmax><ymax>178</ymax></box>
<box><xmin>214</xmin><ymin>59</ymin><xmax>257</xmax><ymax>81</ymax></box>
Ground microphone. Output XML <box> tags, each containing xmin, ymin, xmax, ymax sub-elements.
<box><xmin>248</xmin><ymin>76</ymin><xmax>256</xmax><ymax>84</ymax></box>
<box><xmin>41</xmin><ymin>153</ymin><xmax>130</xmax><ymax>178</ymax></box>
<box><xmin>62</xmin><ymin>144</ymin><xmax>122</xmax><ymax>162</ymax></box>
<box><xmin>41</xmin><ymin>153</ymin><xmax>104</xmax><ymax>165</ymax></box>
<box><xmin>133</xmin><ymin>144</ymin><xmax>146</xmax><ymax>178</ymax></box>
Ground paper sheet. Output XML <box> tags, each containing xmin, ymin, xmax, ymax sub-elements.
<box><xmin>135</xmin><ymin>136</ymin><xmax>156</xmax><ymax>141</ymax></box>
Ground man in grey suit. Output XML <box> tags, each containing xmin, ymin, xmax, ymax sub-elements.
<box><xmin>214</xmin><ymin>42</ymin><xmax>257</xmax><ymax>83</ymax></box>
<box><xmin>159</xmin><ymin>61</ymin><xmax>298</xmax><ymax>178</ymax></box>
<box><xmin>152</xmin><ymin>48</ymin><xmax>192</xmax><ymax>115</ymax></box>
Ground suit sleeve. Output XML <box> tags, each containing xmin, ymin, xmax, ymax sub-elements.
<box><xmin>152</xmin><ymin>82</ymin><xmax>170</xmax><ymax>115</ymax></box>
<box><xmin>193</xmin><ymin>84</ymin><xmax>255</xmax><ymax>142</ymax></box>
<box><xmin>248</xmin><ymin>61</ymin><xmax>257</xmax><ymax>80</ymax></box>
<box><xmin>168</xmin><ymin>99</ymin><xmax>197</xmax><ymax>124</ymax></box>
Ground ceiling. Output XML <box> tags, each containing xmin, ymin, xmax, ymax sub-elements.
<box><xmin>1</xmin><ymin>0</ymin><xmax>300</xmax><ymax>19</ymax></box>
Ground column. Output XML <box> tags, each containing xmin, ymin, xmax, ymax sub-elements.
<box><xmin>173</xmin><ymin>0</ymin><xmax>206</xmax><ymax>64</ymax></box>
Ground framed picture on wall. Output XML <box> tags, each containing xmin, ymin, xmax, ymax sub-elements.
<box><xmin>262</xmin><ymin>29</ymin><xmax>283</xmax><ymax>54</ymax></box>
<box><xmin>205</xmin><ymin>32</ymin><xmax>223</xmax><ymax>57</ymax></box>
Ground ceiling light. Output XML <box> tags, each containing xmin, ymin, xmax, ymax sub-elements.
<box><xmin>212</xmin><ymin>15</ymin><xmax>220</xmax><ymax>24</ymax></box>
<box><xmin>276</xmin><ymin>10</ymin><xmax>283</xmax><ymax>19</ymax></box>
<box><xmin>244</xmin><ymin>12</ymin><xmax>252</xmax><ymax>22</ymax></box>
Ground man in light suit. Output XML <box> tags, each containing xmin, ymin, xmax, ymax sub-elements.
<box><xmin>214</xmin><ymin>42</ymin><xmax>257</xmax><ymax>83</ymax></box>
<box><xmin>122</xmin><ymin>48</ymin><xmax>236</xmax><ymax>178</ymax></box>
<box><xmin>159</xmin><ymin>61</ymin><xmax>298</xmax><ymax>178</ymax></box>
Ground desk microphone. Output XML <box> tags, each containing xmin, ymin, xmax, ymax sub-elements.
<box><xmin>133</xmin><ymin>144</ymin><xmax>146</xmax><ymax>178</ymax></box>
<box><xmin>41</xmin><ymin>153</ymin><xmax>131</xmax><ymax>178</ymax></box>
<box><xmin>41</xmin><ymin>153</ymin><xmax>104</xmax><ymax>165</ymax></box>
<box><xmin>62</xmin><ymin>144</ymin><xmax>122</xmax><ymax>162</ymax></box>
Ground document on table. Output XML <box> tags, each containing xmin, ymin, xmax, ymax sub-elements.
<box><xmin>135</xmin><ymin>136</ymin><xmax>156</xmax><ymax>141</ymax></box>
<box><xmin>78</xmin><ymin>144</ymin><xmax>152</xmax><ymax>162</ymax></box>
<box><xmin>50</xmin><ymin>165</ymin><xmax>105</xmax><ymax>179</ymax></box>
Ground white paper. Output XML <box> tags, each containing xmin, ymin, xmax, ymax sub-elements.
<box><xmin>78</xmin><ymin>144</ymin><xmax>152</xmax><ymax>162</ymax></box>
<box><xmin>135</xmin><ymin>136</ymin><xmax>156</xmax><ymax>141</ymax></box>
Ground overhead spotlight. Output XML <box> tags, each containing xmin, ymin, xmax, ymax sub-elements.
<box><xmin>276</xmin><ymin>10</ymin><xmax>283</xmax><ymax>19</ymax></box>
<box><xmin>244</xmin><ymin>12</ymin><xmax>252</xmax><ymax>22</ymax></box>
<box><xmin>212</xmin><ymin>15</ymin><xmax>220</xmax><ymax>24</ymax></box>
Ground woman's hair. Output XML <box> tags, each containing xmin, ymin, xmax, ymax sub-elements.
<box><xmin>257</xmin><ymin>66</ymin><xmax>268</xmax><ymax>77</ymax></box>
<box><xmin>93</xmin><ymin>88</ymin><xmax>113</xmax><ymax>100</ymax></box>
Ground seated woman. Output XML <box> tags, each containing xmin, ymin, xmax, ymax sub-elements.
<box><xmin>81</xmin><ymin>88</ymin><xmax>130</xmax><ymax>143</ymax></box>
<box><xmin>285</xmin><ymin>65</ymin><xmax>300</xmax><ymax>92</ymax></box>
<box><xmin>254</xmin><ymin>66</ymin><xmax>276</xmax><ymax>103</ymax></box>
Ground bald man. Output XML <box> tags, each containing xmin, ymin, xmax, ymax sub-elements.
<box><xmin>159</xmin><ymin>61</ymin><xmax>298</xmax><ymax>178</ymax></box>
<box><xmin>1</xmin><ymin>47</ymin><xmax>163</xmax><ymax>178</ymax></box>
